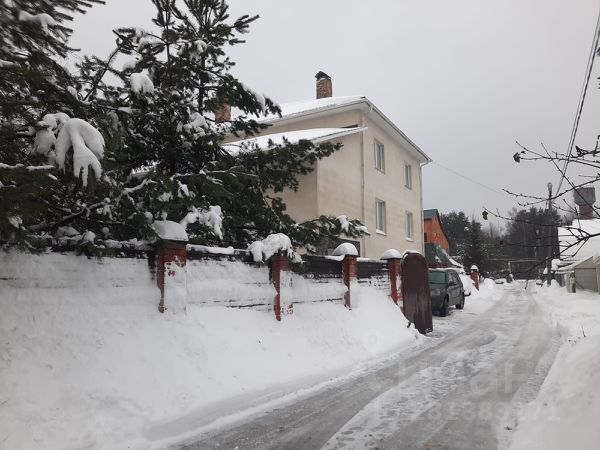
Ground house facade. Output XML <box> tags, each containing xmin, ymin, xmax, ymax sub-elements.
<box><xmin>227</xmin><ymin>73</ymin><xmax>431</xmax><ymax>259</ymax></box>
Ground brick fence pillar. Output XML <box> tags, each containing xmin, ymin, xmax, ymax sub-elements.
<box><xmin>156</xmin><ymin>239</ymin><xmax>188</xmax><ymax>313</ymax></box>
<box><xmin>342</xmin><ymin>255</ymin><xmax>358</xmax><ymax>309</ymax></box>
<box><xmin>387</xmin><ymin>258</ymin><xmax>402</xmax><ymax>308</ymax></box>
<box><xmin>271</xmin><ymin>253</ymin><xmax>292</xmax><ymax>321</ymax></box>
<box><xmin>470</xmin><ymin>269</ymin><xmax>480</xmax><ymax>290</ymax></box>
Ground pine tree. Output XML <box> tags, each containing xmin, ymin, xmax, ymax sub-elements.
<box><xmin>0</xmin><ymin>0</ymin><xmax>106</xmax><ymax>246</ymax></box>
<box><xmin>464</xmin><ymin>219</ymin><xmax>485</xmax><ymax>272</ymax></box>
<box><xmin>75</xmin><ymin>0</ymin><xmax>366</xmax><ymax>249</ymax></box>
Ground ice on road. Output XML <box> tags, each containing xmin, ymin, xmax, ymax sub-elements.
<box><xmin>179</xmin><ymin>283</ymin><xmax>559</xmax><ymax>450</ymax></box>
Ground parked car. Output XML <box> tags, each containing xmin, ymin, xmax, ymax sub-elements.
<box><xmin>459</xmin><ymin>274</ymin><xmax>472</xmax><ymax>296</ymax></box>
<box><xmin>428</xmin><ymin>268</ymin><xmax>465</xmax><ymax>317</ymax></box>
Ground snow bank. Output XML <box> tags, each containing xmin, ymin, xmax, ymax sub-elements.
<box><xmin>0</xmin><ymin>251</ymin><xmax>421</xmax><ymax>450</ymax></box>
<box><xmin>510</xmin><ymin>283</ymin><xmax>600</xmax><ymax>450</ymax></box>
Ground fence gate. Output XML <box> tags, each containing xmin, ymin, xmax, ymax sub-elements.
<box><xmin>401</xmin><ymin>252</ymin><xmax>433</xmax><ymax>334</ymax></box>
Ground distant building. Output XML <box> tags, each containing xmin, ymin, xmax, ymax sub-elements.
<box><xmin>423</xmin><ymin>209</ymin><xmax>450</xmax><ymax>252</ymax></box>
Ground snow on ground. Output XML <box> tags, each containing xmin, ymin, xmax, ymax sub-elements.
<box><xmin>510</xmin><ymin>282</ymin><xmax>600</xmax><ymax>450</ymax></box>
<box><xmin>0</xmin><ymin>251</ymin><xmax>421</xmax><ymax>450</ymax></box>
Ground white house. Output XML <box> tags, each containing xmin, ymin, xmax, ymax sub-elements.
<box><xmin>226</xmin><ymin>72</ymin><xmax>431</xmax><ymax>259</ymax></box>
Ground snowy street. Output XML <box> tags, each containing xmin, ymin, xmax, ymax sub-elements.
<box><xmin>177</xmin><ymin>283</ymin><xmax>560</xmax><ymax>450</ymax></box>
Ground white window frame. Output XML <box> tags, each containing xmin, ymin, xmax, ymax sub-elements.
<box><xmin>376</xmin><ymin>199</ymin><xmax>386</xmax><ymax>233</ymax></box>
<box><xmin>374</xmin><ymin>140</ymin><xmax>385</xmax><ymax>172</ymax></box>
<box><xmin>404</xmin><ymin>163</ymin><xmax>412</xmax><ymax>189</ymax></box>
<box><xmin>406</xmin><ymin>211</ymin><xmax>414</xmax><ymax>240</ymax></box>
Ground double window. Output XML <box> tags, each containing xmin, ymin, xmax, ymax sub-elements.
<box><xmin>374</xmin><ymin>141</ymin><xmax>385</xmax><ymax>172</ymax></box>
<box><xmin>376</xmin><ymin>200</ymin><xmax>386</xmax><ymax>233</ymax></box>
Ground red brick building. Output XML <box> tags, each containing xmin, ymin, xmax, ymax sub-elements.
<box><xmin>423</xmin><ymin>209</ymin><xmax>450</xmax><ymax>252</ymax></box>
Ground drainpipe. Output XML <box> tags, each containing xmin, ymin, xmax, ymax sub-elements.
<box><xmin>360</xmin><ymin>113</ymin><xmax>366</xmax><ymax>257</ymax></box>
<box><xmin>420</xmin><ymin>162</ymin><xmax>426</xmax><ymax>255</ymax></box>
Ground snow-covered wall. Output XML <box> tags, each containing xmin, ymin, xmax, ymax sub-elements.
<box><xmin>186</xmin><ymin>258</ymin><xmax>274</xmax><ymax>308</ymax></box>
<box><xmin>0</xmin><ymin>250</ymin><xmax>156</xmax><ymax>292</ymax></box>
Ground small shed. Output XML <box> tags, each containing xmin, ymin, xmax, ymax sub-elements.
<box><xmin>556</xmin><ymin>256</ymin><xmax>600</xmax><ymax>293</ymax></box>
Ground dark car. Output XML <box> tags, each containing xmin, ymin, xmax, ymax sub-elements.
<box><xmin>428</xmin><ymin>268</ymin><xmax>465</xmax><ymax>317</ymax></box>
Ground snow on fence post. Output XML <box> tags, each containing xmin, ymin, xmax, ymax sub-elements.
<box><xmin>470</xmin><ymin>265</ymin><xmax>480</xmax><ymax>290</ymax></box>
<box><xmin>334</xmin><ymin>243</ymin><xmax>359</xmax><ymax>309</ymax></box>
<box><xmin>382</xmin><ymin>249</ymin><xmax>403</xmax><ymax>309</ymax></box>
<box><xmin>153</xmin><ymin>221</ymin><xmax>189</xmax><ymax>314</ymax></box>
<box><xmin>271</xmin><ymin>252</ymin><xmax>292</xmax><ymax>321</ymax></box>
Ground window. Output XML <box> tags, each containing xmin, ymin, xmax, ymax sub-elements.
<box><xmin>406</xmin><ymin>211</ymin><xmax>414</xmax><ymax>240</ymax></box>
<box><xmin>376</xmin><ymin>200</ymin><xmax>386</xmax><ymax>233</ymax></box>
<box><xmin>405</xmin><ymin>163</ymin><xmax>412</xmax><ymax>189</ymax></box>
<box><xmin>374</xmin><ymin>141</ymin><xmax>385</xmax><ymax>172</ymax></box>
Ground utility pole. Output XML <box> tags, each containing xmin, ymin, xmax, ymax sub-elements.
<box><xmin>546</xmin><ymin>182</ymin><xmax>553</xmax><ymax>286</ymax></box>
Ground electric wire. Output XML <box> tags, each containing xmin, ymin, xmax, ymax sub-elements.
<box><xmin>431</xmin><ymin>161</ymin><xmax>516</xmax><ymax>202</ymax></box>
<box><xmin>556</xmin><ymin>5</ymin><xmax>600</xmax><ymax>194</ymax></box>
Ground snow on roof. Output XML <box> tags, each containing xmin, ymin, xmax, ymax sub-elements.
<box><xmin>234</xmin><ymin>94</ymin><xmax>430</xmax><ymax>164</ymax></box>
<box><xmin>223</xmin><ymin>127</ymin><xmax>366</xmax><ymax>154</ymax></box>
<box><xmin>558</xmin><ymin>218</ymin><xmax>600</xmax><ymax>260</ymax></box>
<box><xmin>259</xmin><ymin>96</ymin><xmax>366</xmax><ymax>122</ymax></box>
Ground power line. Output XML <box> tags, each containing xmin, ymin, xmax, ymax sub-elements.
<box><xmin>431</xmin><ymin>161</ymin><xmax>516</xmax><ymax>202</ymax></box>
<box><xmin>556</xmin><ymin>4</ymin><xmax>600</xmax><ymax>194</ymax></box>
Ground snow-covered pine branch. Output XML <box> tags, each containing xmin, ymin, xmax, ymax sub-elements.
<box><xmin>18</xmin><ymin>11</ymin><xmax>58</xmax><ymax>34</ymax></box>
<box><xmin>180</xmin><ymin>206</ymin><xmax>224</xmax><ymax>239</ymax></box>
<box><xmin>55</xmin><ymin>118</ymin><xmax>105</xmax><ymax>187</ymax></box>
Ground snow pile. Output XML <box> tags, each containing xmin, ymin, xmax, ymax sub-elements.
<box><xmin>332</xmin><ymin>242</ymin><xmax>358</xmax><ymax>257</ymax></box>
<box><xmin>130</xmin><ymin>72</ymin><xmax>154</xmax><ymax>94</ymax></box>
<box><xmin>18</xmin><ymin>11</ymin><xmax>57</xmax><ymax>33</ymax></box>
<box><xmin>470</xmin><ymin>277</ymin><xmax>496</xmax><ymax>299</ymax></box>
<box><xmin>152</xmin><ymin>220</ymin><xmax>189</xmax><ymax>241</ymax></box>
<box><xmin>0</xmin><ymin>251</ymin><xmax>422</xmax><ymax>450</ymax></box>
<box><xmin>381</xmin><ymin>249</ymin><xmax>402</xmax><ymax>260</ymax></box>
<box><xmin>248</xmin><ymin>233</ymin><xmax>294</xmax><ymax>262</ymax></box>
<box><xmin>510</xmin><ymin>283</ymin><xmax>600</xmax><ymax>450</ymax></box>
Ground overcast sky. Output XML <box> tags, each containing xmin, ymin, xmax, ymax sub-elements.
<box><xmin>71</xmin><ymin>0</ymin><xmax>600</xmax><ymax>225</ymax></box>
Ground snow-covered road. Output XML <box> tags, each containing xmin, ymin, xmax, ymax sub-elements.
<box><xmin>177</xmin><ymin>283</ymin><xmax>560</xmax><ymax>450</ymax></box>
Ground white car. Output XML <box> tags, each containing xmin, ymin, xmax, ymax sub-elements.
<box><xmin>459</xmin><ymin>274</ymin><xmax>473</xmax><ymax>296</ymax></box>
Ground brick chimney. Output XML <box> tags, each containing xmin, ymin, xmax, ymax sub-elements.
<box><xmin>215</xmin><ymin>103</ymin><xmax>231</xmax><ymax>123</ymax></box>
<box><xmin>316</xmin><ymin>71</ymin><xmax>332</xmax><ymax>99</ymax></box>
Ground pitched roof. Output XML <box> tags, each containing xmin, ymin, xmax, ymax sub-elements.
<box><xmin>260</xmin><ymin>96</ymin><xmax>367</xmax><ymax>122</ymax></box>
<box><xmin>423</xmin><ymin>209</ymin><xmax>438</xmax><ymax>220</ymax></box>
<box><xmin>222</xmin><ymin>126</ymin><xmax>367</xmax><ymax>154</ymax></box>
<box><xmin>558</xmin><ymin>218</ymin><xmax>600</xmax><ymax>260</ymax></box>
<box><xmin>251</xmin><ymin>95</ymin><xmax>431</xmax><ymax>164</ymax></box>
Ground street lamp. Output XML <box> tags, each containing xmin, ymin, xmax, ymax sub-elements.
<box><xmin>546</xmin><ymin>182</ymin><xmax>553</xmax><ymax>286</ymax></box>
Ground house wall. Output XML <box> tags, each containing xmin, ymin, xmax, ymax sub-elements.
<box><xmin>264</xmin><ymin>109</ymin><xmax>424</xmax><ymax>259</ymax></box>
<box><xmin>356</xmin><ymin>114</ymin><xmax>423</xmax><ymax>258</ymax></box>
<box><xmin>424</xmin><ymin>217</ymin><xmax>450</xmax><ymax>252</ymax></box>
